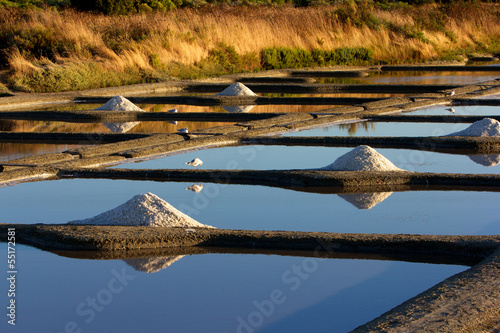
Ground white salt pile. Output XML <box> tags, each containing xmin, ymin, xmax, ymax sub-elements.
<box><xmin>468</xmin><ymin>154</ymin><xmax>500</xmax><ymax>167</ymax></box>
<box><xmin>124</xmin><ymin>256</ymin><xmax>185</xmax><ymax>273</ymax></box>
<box><xmin>68</xmin><ymin>192</ymin><xmax>214</xmax><ymax>228</ymax></box>
<box><xmin>321</xmin><ymin>145</ymin><xmax>403</xmax><ymax>171</ymax></box>
<box><xmin>338</xmin><ymin>192</ymin><xmax>393</xmax><ymax>210</ymax></box>
<box><xmin>216</xmin><ymin>82</ymin><xmax>257</xmax><ymax>96</ymax></box>
<box><xmin>446</xmin><ymin>118</ymin><xmax>500</xmax><ymax>137</ymax></box>
<box><xmin>94</xmin><ymin>95</ymin><xmax>144</xmax><ymax>112</ymax></box>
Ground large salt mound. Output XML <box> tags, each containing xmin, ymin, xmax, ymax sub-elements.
<box><xmin>68</xmin><ymin>192</ymin><xmax>214</xmax><ymax>228</ymax></box>
<box><xmin>216</xmin><ymin>83</ymin><xmax>257</xmax><ymax>96</ymax></box>
<box><xmin>94</xmin><ymin>96</ymin><xmax>144</xmax><ymax>112</ymax></box>
<box><xmin>322</xmin><ymin>145</ymin><xmax>403</xmax><ymax>171</ymax></box>
<box><xmin>446</xmin><ymin>118</ymin><xmax>500</xmax><ymax>137</ymax></box>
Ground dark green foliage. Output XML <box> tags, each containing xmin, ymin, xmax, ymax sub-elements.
<box><xmin>0</xmin><ymin>26</ymin><xmax>75</xmax><ymax>66</ymax></box>
<box><xmin>0</xmin><ymin>0</ymin><xmax>70</xmax><ymax>9</ymax></box>
<box><xmin>71</xmin><ymin>0</ymin><xmax>134</xmax><ymax>14</ymax></box>
<box><xmin>261</xmin><ymin>47</ymin><xmax>373</xmax><ymax>69</ymax></box>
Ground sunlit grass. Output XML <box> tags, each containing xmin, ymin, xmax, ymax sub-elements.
<box><xmin>1</xmin><ymin>3</ymin><xmax>499</xmax><ymax>92</ymax></box>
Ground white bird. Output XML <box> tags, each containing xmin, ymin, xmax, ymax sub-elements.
<box><xmin>168</xmin><ymin>108</ymin><xmax>178</xmax><ymax>113</ymax></box>
<box><xmin>169</xmin><ymin>121</ymin><xmax>178</xmax><ymax>125</ymax></box>
<box><xmin>446</xmin><ymin>90</ymin><xmax>455</xmax><ymax>97</ymax></box>
<box><xmin>185</xmin><ymin>158</ymin><xmax>203</xmax><ymax>169</ymax></box>
<box><xmin>446</xmin><ymin>107</ymin><xmax>455</xmax><ymax>113</ymax></box>
<box><xmin>177</xmin><ymin>128</ymin><xmax>188</xmax><ymax>134</ymax></box>
<box><xmin>186</xmin><ymin>184</ymin><xmax>203</xmax><ymax>193</ymax></box>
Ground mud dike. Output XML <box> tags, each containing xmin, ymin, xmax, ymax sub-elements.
<box><xmin>1</xmin><ymin>65</ymin><xmax>500</xmax><ymax>332</ymax></box>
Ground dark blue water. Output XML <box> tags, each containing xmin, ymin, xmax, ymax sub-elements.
<box><xmin>0</xmin><ymin>244</ymin><xmax>466</xmax><ymax>333</ymax></box>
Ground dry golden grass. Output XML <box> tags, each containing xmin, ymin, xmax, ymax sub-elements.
<box><xmin>1</xmin><ymin>3</ymin><xmax>499</xmax><ymax>91</ymax></box>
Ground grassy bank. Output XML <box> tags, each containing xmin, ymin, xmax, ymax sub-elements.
<box><xmin>1</xmin><ymin>2</ymin><xmax>499</xmax><ymax>92</ymax></box>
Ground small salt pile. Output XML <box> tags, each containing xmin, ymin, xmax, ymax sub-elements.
<box><xmin>68</xmin><ymin>192</ymin><xmax>214</xmax><ymax>228</ymax></box>
<box><xmin>446</xmin><ymin>118</ymin><xmax>500</xmax><ymax>137</ymax></box>
<box><xmin>338</xmin><ymin>192</ymin><xmax>393</xmax><ymax>210</ymax></box>
<box><xmin>322</xmin><ymin>145</ymin><xmax>403</xmax><ymax>171</ymax></box>
<box><xmin>94</xmin><ymin>95</ymin><xmax>144</xmax><ymax>112</ymax></box>
<box><xmin>216</xmin><ymin>82</ymin><xmax>257</xmax><ymax>96</ymax></box>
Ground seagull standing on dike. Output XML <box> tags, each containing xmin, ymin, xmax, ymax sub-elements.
<box><xmin>177</xmin><ymin>128</ymin><xmax>188</xmax><ymax>134</ymax></box>
<box><xmin>186</xmin><ymin>158</ymin><xmax>203</xmax><ymax>169</ymax></box>
<box><xmin>446</xmin><ymin>90</ymin><xmax>455</xmax><ymax>97</ymax></box>
<box><xmin>168</xmin><ymin>108</ymin><xmax>178</xmax><ymax>113</ymax></box>
<box><xmin>446</xmin><ymin>107</ymin><xmax>455</xmax><ymax>113</ymax></box>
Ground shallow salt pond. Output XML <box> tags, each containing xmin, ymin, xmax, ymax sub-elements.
<box><xmin>285</xmin><ymin>121</ymin><xmax>471</xmax><ymax>137</ymax></box>
<box><xmin>0</xmin><ymin>244</ymin><xmax>466</xmax><ymax>333</ymax></box>
<box><xmin>112</xmin><ymin>145</ymin><xmax>500</xmax><ymax>174</ymax></box>
<box><xmin>359</xmin><ymin>71</ymin><xmax>500</xmax><ymax>85</ymax></box>
<box><xmin>400</xmin><ymin>105</ymin><xmax>500</xmax><ymax>116</ymax></box>
<box><xmin>1</xmin><ymin>179</ymin><xmax>498</xmax><ymax>235</ymax></box>
<box><xmin>39</xmin><ymin>102</ymin><xmax>341</xmax><ymax>114</ymax></box>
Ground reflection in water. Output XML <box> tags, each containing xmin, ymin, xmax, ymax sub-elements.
<box><xmin>186</xmin><ymin>184</ymin><xmax>204</xmax><ymax>193</ymax></box>
<box><xmin>104</xmin><ymin>122</ymin><xmax>140</xmax><ymax>133</ymax></box>
<box><xmin>123</xmin><ymin>255</ymin><xmax>185</xmax><ymax>273</ymax></box>
<box><xmin>0</xmin><ymin>119</ymin><xmax>15</xmax><ymax>131</ymax></box>
<box><xmin>337</xmin><ymin>122</ymin><xmax>376</xmax><ymax>136</ymax></box>
<box><xmin>222</xmin><ymin>105</ymin><xmax>255</xmax><ymax>113</ymax></box>
<box><xmin>363</xmin><ymin>71</ymin><xmax>499</xmax><ymax>85</ymax></box>
<box><xmin>338</xmin><ymin>192</ymin><xmax>393</xmax><ymax>209</ymax></box>
<box><xmin>0</xmin><ymin>142</ymin><xmax>82</xmax><ymax>161</ymax></box>
<box><xmin>468</xmin><ymin>154</ymin><xmax>500</xmax><ymax>167</ymax></box>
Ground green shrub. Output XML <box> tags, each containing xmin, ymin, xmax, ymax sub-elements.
<box><xmin>261</xmin><ymin>47</ymin><xmax>373</xmax><ymax>69</ymax></box>
<box><xmin>71</xmin><ymin>0</ymin><xmax>135</xmax><ymax>14</ymax></box>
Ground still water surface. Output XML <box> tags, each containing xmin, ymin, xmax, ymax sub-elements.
<box><xmin>1</xmin><ymin>179</ymin><xmax>498</xmax><ymax>235</ymax></box>
<box><xmin>0</xmin><ymin>244</ymin><xmax>466</xmax><ymax>333</ymax></box>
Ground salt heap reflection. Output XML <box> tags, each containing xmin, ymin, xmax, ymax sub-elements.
<box><xmin>124</xmin><ymin>256</ymin><xmax>185</xmax><ymax>273</ymax></box>
<box><xmin>338</xmin><ymin>192</ymin><xmax>393</xmax><ymax>210</ymax></box>
<box><xmin>468</xmin><ymin>154</ymin><xmax>500</xmax><ymax>167</ymax></box>
<box><xmin>222</xmin><ymin>105</ymin><xmax>255</xmax><ymax>113</ymax></box>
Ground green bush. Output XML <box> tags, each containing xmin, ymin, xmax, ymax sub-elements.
<box><xmin>71</xmin><ymin>0</ymin><xmax>135</xmax><ymax>14</ymax></box>
<box><xmin>261</xmin><ymin>47</ymin><xmax>373</xmax><ymax>69</ymax></box>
